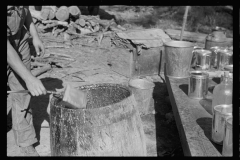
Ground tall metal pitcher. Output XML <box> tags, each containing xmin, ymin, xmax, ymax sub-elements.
<box><xmin>164</xmin><ymin>41</ymin><xmax>194</xmax><ymax>78</ymax></box>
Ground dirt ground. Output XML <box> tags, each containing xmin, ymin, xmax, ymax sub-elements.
<box><xmin>7</xmin><ymin>6</ymin><xmax>184</xmax><ymax>157</ymax></box>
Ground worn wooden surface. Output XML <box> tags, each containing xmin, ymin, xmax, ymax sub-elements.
<box><xmin>165</xmin><ymin>75</ymin><xmax>223</xmax><ymax>156</ymax></box>
<box><xmin>50</xmin><ymin>84</ymin><xmax>147</xmax><ymax>156</ymax></box>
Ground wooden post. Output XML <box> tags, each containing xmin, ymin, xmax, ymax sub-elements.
<box><xmin>180</xmin><ymin>6</ymin><xmax>190</xmax><ymax>41</ymax></box>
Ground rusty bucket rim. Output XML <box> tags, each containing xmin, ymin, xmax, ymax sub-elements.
<box><xmin>164</xmin><ymin>40</ymin><xmax>194</xmax><ymax>48</ymax></box>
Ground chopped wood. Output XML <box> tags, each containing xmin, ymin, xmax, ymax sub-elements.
<box><xmin>29</xmin><ymin>8</ymin><xmax>43</xmax><ymax>20</ymax></box>
<box><xmin>68</xmin><ymin>6</ymin><xmax>81</xmax><ymax>18</ymax></box>
<box><xmin>56</xmin><ymin>6</ymin><xmax>69</xmax><ymax>22</ymax></box>
<box><xmin>46</xmin><ymin>51</ymin><xmax>73</xmax><ymax>58</ymax></box>
<box><xmin>77</xmin><ymin>18</ymin><xmax>86</xmax><ymax>27</ymax></box>
<box><xmin>31</xmin><ymin>64</ymin><xmax>52</xmax><ymax>77</ymax></box>
<box><xmin>40</xmin><ymin>7</ymin><xmax>50</xmax><ymax>20</ymax></box>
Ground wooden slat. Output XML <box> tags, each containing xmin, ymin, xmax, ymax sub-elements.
<box><xmin>165</xmin><ymin>73</ymin><xmax>222</xmax><ymax>156</ymax></box>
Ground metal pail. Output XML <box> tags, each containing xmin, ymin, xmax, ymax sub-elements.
<box><xmin>164</xmin><ymin>41</ymin><xmax>194</xmax><ymax>78</ymax></box>
<box><xmin>212</xmin><ymin>104</ymin><xmax>232</xmax><ymax>145</ymax></box>
<box><xmin>129</xmin><ymin>78</ymin><xmax>155</xmax><ymax>116</ymax></box>
<box><xmin>188</xmin><ymin>71</ymin><xmax>209</xmax><ymax>99</ymax></box>
<box><xmin>222</xmin><ymin>116</ymin><xmax>232</xmax><ymax>156</ymax></box>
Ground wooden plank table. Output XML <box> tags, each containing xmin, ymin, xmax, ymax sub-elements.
<box><xmin>165</xmin><ymin>75</ymin><xmax>223</xmax><ymax>156</ymax></box>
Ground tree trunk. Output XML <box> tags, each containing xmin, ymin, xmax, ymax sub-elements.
<box><xmin>50</xmin><ymin>83</ymin><xmax>147</xmax><ymax>156</ymax></box>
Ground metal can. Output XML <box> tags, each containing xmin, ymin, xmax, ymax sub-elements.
<box><xmin>217</xmin><ymin>48</ymin><xmax>233</xmax><ymax>70</ymax></box>
<box><xmin>211</xmin><ymin>104</ymin><xmax>232</xmax><ymax>145</ymax></box>
<box><xmin>220</xmin><ymin>72</ymin><xmax>233</xmax><ymax>83</ymax></box>
<box><xmin>193</xmin><ymin>49</ymin><xmax>212</xmax><ymax>70</ymax></box>
<box><xmin>222</xmin><ymin>116</ymin><xmax>232</xmax><ymax>156</ymax></box>
<box><xmin>209</xmin><ymin>46</ymin><xmax>221</xmax><ymax>68</ymax></box>
<box><xmin>188</xmin><ymin>71</ymin><xmax>209</xmax><ymax>99</ymax></box>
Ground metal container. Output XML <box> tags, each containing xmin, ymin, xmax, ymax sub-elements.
<box><xmin>217</xmin><ymin>48</ymin><xmax>233</xmax><ymax>70</ymax></box>
<box><xmin>164</xmin><ymin>41</ymin><xmax>194</xmax><ymax>78</ymax></box>
<box><xmin>205</xmin><ymin>28</ymin><xmax>228</xmax><ymax>50</ymax></box>
<box><xmin>220</xmin><ymin>73</ymin><xmax>233</xmax><ymax>83</ymax></box>
<box><xmin>209</xmin><ymin>46</ymin><xmax>221</xmax><ymax>68</ymax></box>
<box><xmin>211</xmin><ymin>104</ymin><xmax>232</xmax><ymax>145</ymax></box>
<box><xmin>129</xmin><ymin>78</ymin><xmax>155</xmax><ymax>116</ymax></box>
<box><xmin>193</xmin><ymin>49</ymin><xmax>212</xmax><ymax>70</ymax></box>
<box><xmin>224</xmin><ymin>65</ymin><xmax>233</xmax><ymax>73</ymax></box>
<box><xmin>188</xmin><ymin>71</ymin><xmax>209</xmax><ymax>99</ymax></box>
<box><xmin>222</xmin><ymin>116</ymin><xmax>232</xmax><ymax>156</ymax></box>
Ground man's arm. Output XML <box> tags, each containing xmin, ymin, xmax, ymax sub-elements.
<box><xmin>7</xmin><ymin>38</ymin><xmax>46</xmax><ymax>96</ymax></box>
<box><xmin>24</xmin><ymin>6</ymin><xmax>39</xmax><ymax>39</ymax></box>
<box><xmin>24</xmin><ymin>6</ymin><xmax>45</xmax><ymax>56</ymax></box>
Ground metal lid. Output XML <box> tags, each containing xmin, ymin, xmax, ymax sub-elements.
<box><xmin>189</xmin><ymin>70</ymin><xmax>209</xmax><ymax>78</ymax></box>
<box><xmin>194</xmin><ymin>49</ymin><xmax>212</xmax><ymax>56</ymax></box>
<box><xmin>164</xmin><ymin>41</ymin><xmax>194</xmax><ymax>48</ymax></box>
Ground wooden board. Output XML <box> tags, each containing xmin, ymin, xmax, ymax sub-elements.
<box><xmin>165</xmin><ymin>73</ymin><xmax>222</xmax><ymax>156</ymax></box>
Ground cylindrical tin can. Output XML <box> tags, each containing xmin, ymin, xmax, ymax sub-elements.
<box><xmin>164</xmin><ymin>41</ymin><xmax>194</xmax><ymax>78</ymax></box>
<box><xmin>211</xmin><ymin>104</ymin><xmax>232</xmax><ymax>145</ymax></box>
<box><xmin>220</xmin><ymin>72</ymin><xmax>233</xmax><ymax>83</ymax></box>
<box><xmin>193</xmin><ymin>49</ymin><xmax>212</xmax><ymax>70</ymax></box>
<box><xmin>222</xmin><ymin>116</ymin><xmax>232</xmax><ymax>156</ymax></box>
<box><xmin>209</xmin><ymin>46</ymin><xmax>221</xmax><ymax>68</ymax></box>
<box><xmin>188</xmin><ymin>71</ymin><xmax>209</xmax><ymax>99</ymax></box>
<box><xmin>217</xmin><ymin>48</ymin><xmax>233</xmax><ymax>70</ymax></box>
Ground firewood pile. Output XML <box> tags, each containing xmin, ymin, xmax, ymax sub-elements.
<box><xmin>29</xmin><ymin>6</ymin><xmax>126</xmax><ymax>41</ymax></box>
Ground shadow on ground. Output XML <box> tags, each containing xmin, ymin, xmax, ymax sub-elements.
<box><xmin>142</xmin><ymin>80</ymin><xmax>184</xmax><ymax>156</ymax></box>
<box><xmin>30</xmin><ymin>77</ymin><xmax>63</xmax><ymax>147</ymax></box>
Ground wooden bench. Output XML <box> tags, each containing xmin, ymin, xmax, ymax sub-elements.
<box><xmin>165</xmin><ymin>74</ymin><xmax>223</xmax><ymax>156</ymax></box>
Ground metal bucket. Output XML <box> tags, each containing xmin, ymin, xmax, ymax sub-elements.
<box><xmin>164</xmin><ymin>41</ymin><xmax>194</xmax><ymax>78</ymax></box>
<box><xmin>217</xmin><ymin>48</ymin><xmax>233</xmax><ymax>70</ymax></box>
<box><xmin>211</xmin><ymin>104</ymin><xmax>232</xmax><ymax>145</ymax></box>
<box><xmin>222</xmin><ymin>116</ymin><xmax>232</xmax><ymax>156</ymax></box>
<box><xmin>188</xmin><ymin>71</ymin><xmax>209</xmax><ymax>99</ymax></box>
<box><xmin>193</xmin><ymin>49</ymin><xmax>212</xmax><ymax>70</ymax></box>
<box><xmin>129</xmin><ymin>78</ymin><xmax>155</xmax><ymax>116</ymax></box>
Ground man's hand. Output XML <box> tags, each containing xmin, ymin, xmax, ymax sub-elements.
<box><xmin>25</xmin><ymin>76</ymin><xmax>47</xmax><ymax>96</ymax></box>
<box><xmin>8</xmin><ymin>38</ymin><xmax>47</xmax><ymax>96</ymax></box>
<box><xmin>33</xmin><ymin>37</ymin><xmax>45</xmax><ymax>57</ymax></box>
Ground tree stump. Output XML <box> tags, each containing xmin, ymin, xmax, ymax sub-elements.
<box><xmin>50</xmin><ymin>83</ymin><xmax>147</xmax><ymax>156</ymax></box>
<box><xmin>56</xmin><ymin>6</ymin><xmax>69</xmax><ymax>22</ymax></box>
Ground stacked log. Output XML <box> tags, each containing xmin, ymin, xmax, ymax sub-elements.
<box><xmin>68</xmin><ymin>6</ymin><xmax>81</xmax><ymax>18</ymax></box>
<box><xmin>55</xmin><ymin>6</ymin><xmax>69</xmax><ymax>22</ymax></box>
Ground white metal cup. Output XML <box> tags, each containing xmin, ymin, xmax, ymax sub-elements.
<box><xmin>211</xmin><ymin>104</ymin><xmax>232</xmax><ymax>145</ymax></box>
<box><xmin>222</xmin><ymin>116</ymin><xmax>232</xmax><ymax>156</ymax></box>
